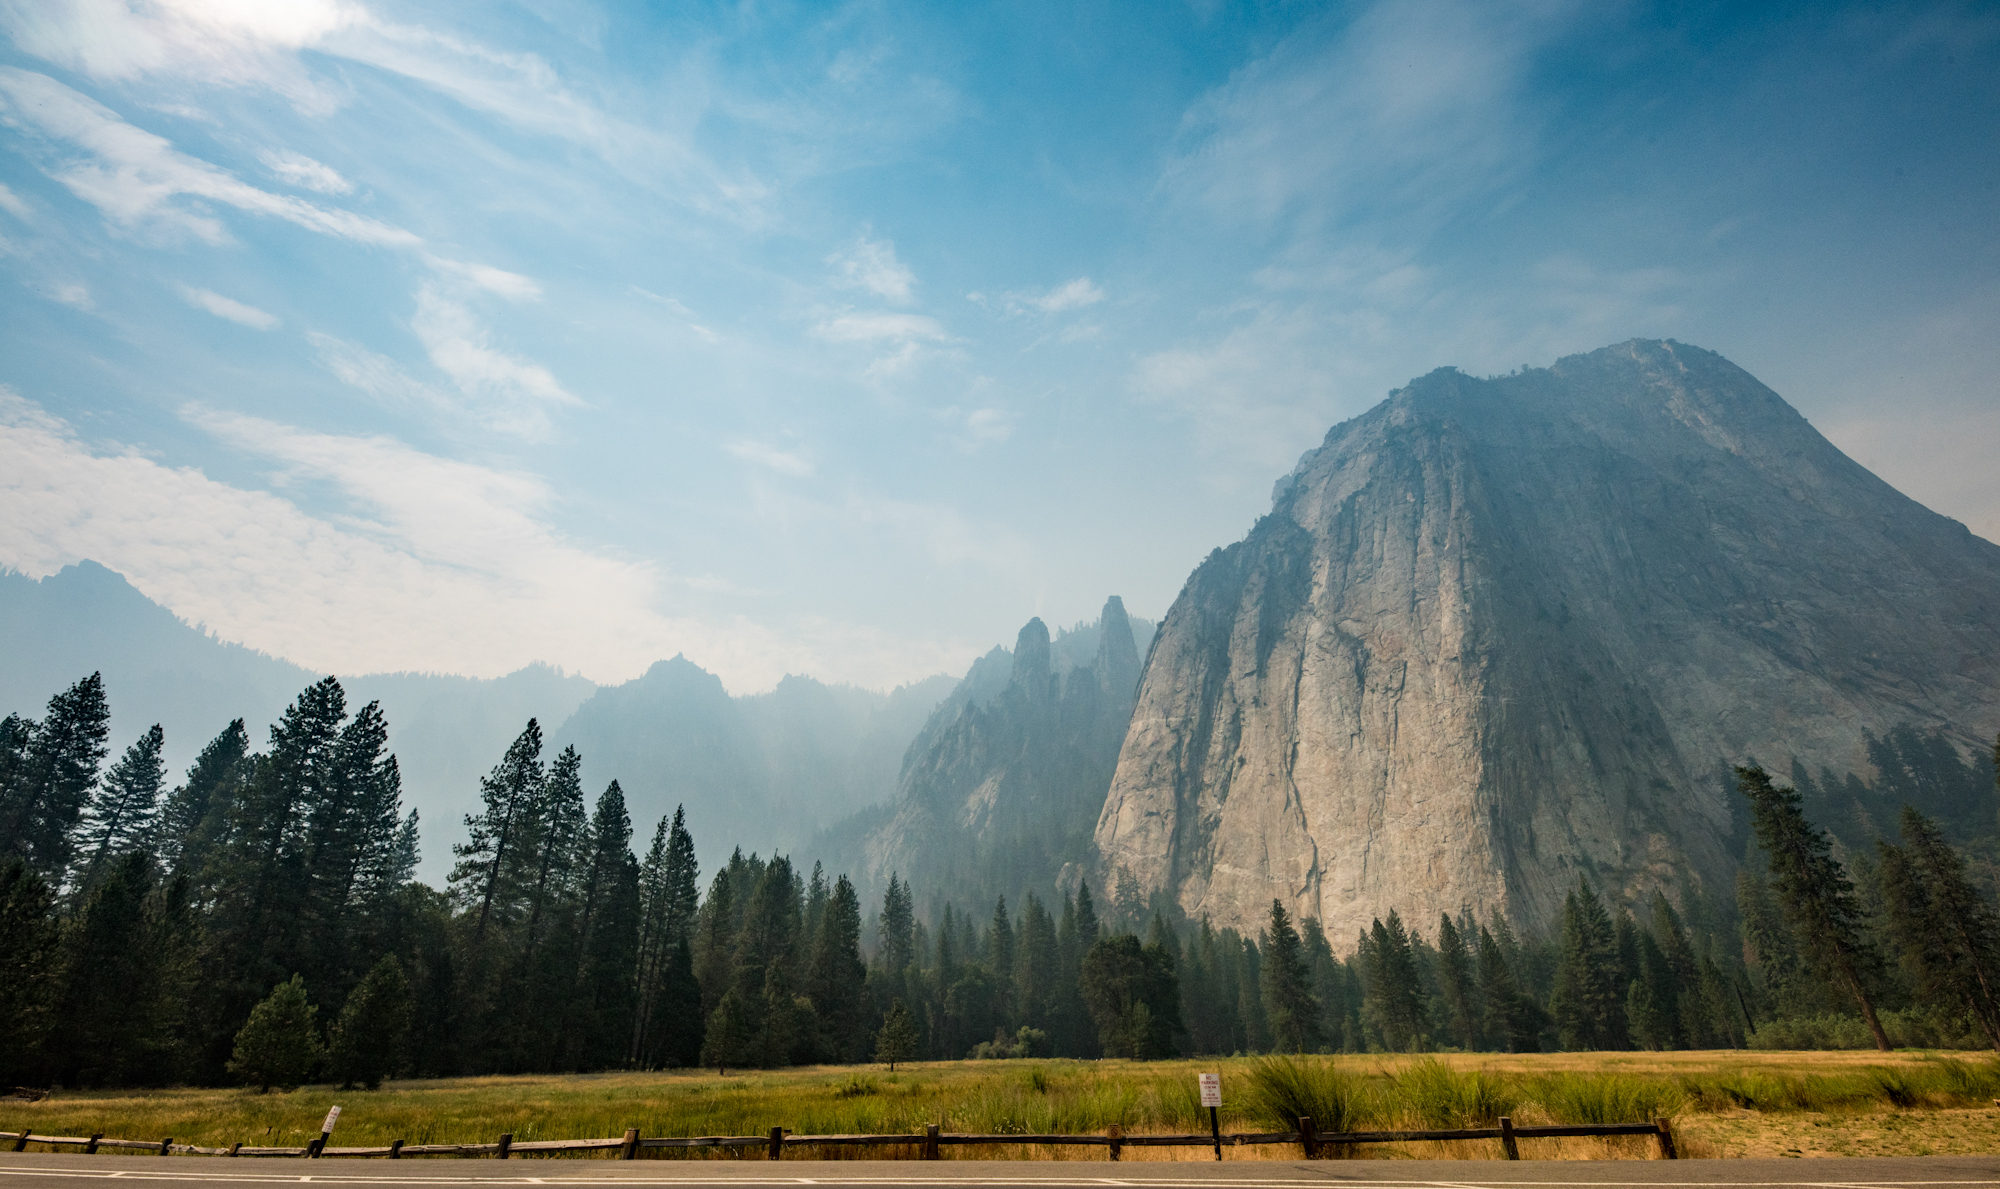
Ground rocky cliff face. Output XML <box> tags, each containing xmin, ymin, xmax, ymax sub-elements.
<box><xmin>1095</xmin><ymin>340</ymin><xmax>2000</xmax><ymax>938</ymax></box>
<box><xmin>862</xmin><ymin>597</ymin><xmax>1147</xmax><ymax>903</ymax></box>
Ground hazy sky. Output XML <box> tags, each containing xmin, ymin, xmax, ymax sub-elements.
<box><xmin>2</xmin><ymin>0</ymin><xmax>1996</xmax><ymax>694</ymax></box>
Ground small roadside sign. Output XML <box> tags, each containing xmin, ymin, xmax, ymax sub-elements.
<box><xmin>321</xmin><ymin>1106</ymin><xmax>342</xmax><ymax>1135</ymax></box>
<box><xmin>1198</xmin><ymin>1073</ymin><xmax>1221</xmax><ymax>1107</ymax></box>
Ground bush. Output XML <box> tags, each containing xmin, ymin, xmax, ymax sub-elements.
<box><xmin>1246</xmin><ymin>1054</ymin><xmax>1369</xmax><ymax>1136</ymax></box>
<box><xmin>1392</xmin><ymin>1056</ymin><xmax>1519</xmax><ymax>1127</ymax></box>
<box><xmin>1526</xmin><ymin>1073</ymin><xmax>1679</xmax><ymax>1124</ymax></box>
<box><xmin>227</xmin><ymin>974</ymin><xmax>322</xmax><ymax>1092</ymax></box>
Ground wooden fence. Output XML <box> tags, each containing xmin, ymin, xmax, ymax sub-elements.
<box><xmin>2</xmin><ymin>1116</ymin><xmax>1677</xmax><ymax>1162</ymax></box>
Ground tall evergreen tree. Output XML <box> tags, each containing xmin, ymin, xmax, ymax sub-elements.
<box><xmin>1080</xmin><ymin>932</ymin><xmax>1184</xmax><ymax>1058</ymax></box>
<box><xmin>1261</xmin><ymin>900</ymin><xmax>1323</xmax><ymax>1052</ymax></box>
<box><xmin>1</xmin><ymin>673</ymin><xmax>111</xmax><ymax>876</ymax></box>
<box><xmin>877</xmin><ymin>873</ymin><xmax>915</xmax><ymax>1000</ymax></box>
<box><xmin>1548</xmin><ymin>878</ymin><xmax>1627</xmax><ymax>1051</ymax></box>
<box><xmin>1738</xmin><ymin>764</ymin><xmax>1892</xmax><ymax>1050</ymax></box>
<box><xmin>1364</xmin><ymin>911</ymin><xmax>1426</xmax><ymax>1050</ymax></box>
<box><xmin>1877</xmin><ymin>806</ymin><xmax>2000</xmax><ymax>1049</ymax></box>
<box><xmin>156</xmin><ymin>719</ymin><xmax>249</xmax><ymax>878</ymax></box>
<box><xmin>631</xmin><ymin>806</ymin><xmax>700</xmax><ymax>1065</ymax></box>
<box><xmin>55</xmin><ymin>852</ymin><xmax>198</xmax><ymax>1086</ymax></box>
<box><xmin>571</xmin><ymin>781</ymin><xmax>641</xmax><ymax>1068</ymax></box>
<box><xmin>805</xmin><ymin>874</ymin><xmax>869</xmax><ymax>1061</ymax></box>
<box><xmin>450</xmin><ymin>719</ymin><xmax>546</xmax><ymax>941</ymax></box>
<box><xmin>1014</xmin><ymin>893</ymin><xmax>1059</xmax><ymax>1032</ymax></box>
<box><xmin>1434</xmin><ymin>913</ymin><xmax>1481</xmax><ymax>1049</ymax></box>
<box><xmin>0</xmin><ymin>858</ymin><xmax>59</xmax><ymax>1084</ymax></box>
<box><xmin>1475</xmin><ymin>924</ymin><xmax>1539</xmax><ymax>1052</ymax></box>
<box><xmin>72</xmin><ymin>723</ymin><xmax>166</xmax><ymax>894</ymax></box>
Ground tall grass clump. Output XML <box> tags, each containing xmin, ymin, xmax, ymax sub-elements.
<box><xmin>1526</xmin><ymin>1073</ymin><xmax>1680</xmax><ymax>1124</ymax></box>
<box><xmin>1245</xmin><ymin>1055</ymin><xmax>1370</xmax><ymax>1135</ymax></box>
<box><xmin>1390</xmin><ymin>1057</ymin><xmax>1519</xmax><ymax>1128</ymax></box>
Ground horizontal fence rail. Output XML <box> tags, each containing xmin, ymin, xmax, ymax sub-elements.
<box><xmin>0</xmin><ymin>1116</ymin><xmax>1679</xmax><ymax>1162</ymax></box>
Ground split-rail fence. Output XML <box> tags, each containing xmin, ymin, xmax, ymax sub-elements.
<box><xmin>1</xmin><ymin>1116</ymin><xmax>1679</xmax><ymax>1161</ymax></box>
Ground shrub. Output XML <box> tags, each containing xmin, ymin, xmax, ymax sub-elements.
<box><xmin>1525</xmin><ymin>1073</ymin><xmax>1679</xmax><ymax>1124</ymax></box>
<box><xmin>1392</xmin><ymin>1056</ymin><xmax>1519</xmax><ymax>1127</ymax></box>
<box><xmin>1246</xmin><ymin>1054</ymin><xmax>1369</xmax><ymax>1136</ymax></box>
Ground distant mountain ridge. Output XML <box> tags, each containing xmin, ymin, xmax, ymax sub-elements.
<box><xmin>0</xmin><ymin>562</ymin><xmax>953</xmax><ymax>879</ymax></box>
<box><xmin>1095</xmin><ymin>339</ymin><xmax>2000</xmax><ymax>939</ymax></box>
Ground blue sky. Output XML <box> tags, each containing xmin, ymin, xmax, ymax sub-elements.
<box><xmin>2</xmin><ymin>0</ymin><xmax>1996</xmax><ymax>693</ymax></box>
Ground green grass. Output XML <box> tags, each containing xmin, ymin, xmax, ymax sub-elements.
<box><xmin>10</xmin><ymin>1051</ymin><xmax>2000</xmax><ymax>1159</ymax></box>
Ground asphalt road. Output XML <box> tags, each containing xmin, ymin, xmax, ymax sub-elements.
<box><xmin>5</xmin><ymin>1155</ymin><xmax>2000</xmax><ymax>1189</ymax></box>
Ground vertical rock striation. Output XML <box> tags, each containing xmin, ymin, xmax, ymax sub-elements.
<box><xmin>1096</xmin><ymin>340</ymin><xmax>2000</xmax><ymax>938</ymax></box>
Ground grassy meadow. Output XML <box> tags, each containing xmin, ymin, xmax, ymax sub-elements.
<box><xmin>8</xmin><ymin>1051</ymin><xmax>2000</xmax><ymax>1161</ymax></box>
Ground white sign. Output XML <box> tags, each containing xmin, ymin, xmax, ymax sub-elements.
<box><xmin>321</xmin><ymin>1106</ymin><xmax>342</xmax><ymax>1135</ymax></box>
<box><xmin>1198</xmin><ymin>1073</ymin><xmax>1221</xmax><ymax>1108</ymax></box>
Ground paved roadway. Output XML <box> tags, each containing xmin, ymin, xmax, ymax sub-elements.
<box><xmin>5</xmin><ymin>1156</ymin><xmax>2000</xmax><ymax>1189</ymax></box>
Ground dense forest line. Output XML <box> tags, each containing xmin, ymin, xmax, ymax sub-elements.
<box><xmin>3</xmin><ymin>672</ymin><xmax>1999</xmax><ymax>1091</ymax></box>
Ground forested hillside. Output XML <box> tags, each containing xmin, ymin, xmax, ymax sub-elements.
<box><xmin>3</xmin><ymin>669</ymin><xmax>1998</xmax><ymax>1093</ymax></box>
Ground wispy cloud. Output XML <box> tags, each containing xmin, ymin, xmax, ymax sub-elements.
<box><xmin>259</xmin><ymin>148</ymin><xmax>353</xmax><ymax>194</ymax></box>
<box><xmin>1020</xmin><ymin>277</ymin><xmax>1104</xmax><ymax>313</ymax></box>
<box><xmin>179</xmin><ymin>285</ymin><xmax>278</xmax><ymax>329</ymax></box>
<box><xmin>726</xmin><ymin>439</ymin><xmax>813</xmax><ymax>477</ymax></box>
<box><xmin>0</xmin><ymin>67</ymin><xmax>417</xmax><ymax>246</ymax></box>
<box><xmin>828</xmin><ymin>232</ymin><xmax>915</xmax><ymax>302</ymax></box>
<box><xmin>812</xmin><ymin>311</ymin><xmax>949</xmax><ymax>344</ymax></box>
<box><xmin>425</xmin><ymin>255</ymin><xmax>541</xmax><ymax>300</ymax></box>
<box><xmin>0</xmin><ymin>182</ymin><xmax>31</xmax><ymax>220</ymax></box>
<box><xmin>309</xmin><ymin>332</ymin><xmax>455</xmax><ymax>415</ymax></box>
<box><xmin>411</xmin><ymin>284</ymin><xmax>579</xmax><ymax>437</ymax></box>
<box><xmin>0</xmin><ymin>390</ymin><xmax>965</xmax><ymax>689</ymax></box>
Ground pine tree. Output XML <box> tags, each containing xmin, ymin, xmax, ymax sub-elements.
<box><xmin>72</xmin><ymin>724</ymin><xmax>165</xmax><ymax>895</ymax></box>
<box><xmin>1364</xmin><ymin>911</ymin><xmax>1426</xmax><ymax>1050</ymax></box>
<box><xmin>1475</xmin><ymin>924</ymin><xmax>1539</xmax><ymax>1052</ymax></box>
<box><xmin>878</xmin><ymin>873</ymin><xmax>915</xmax><ymax>999</ymax></box>
<box><xmin>1877</xmin><ymin>805</ymin><xmax>2000</xmax><ymax>1049</ymax></box>
<box><xmin>1261</xmin><ymin>900</ymin><xmax>1323</xmax><ymax>1052</ymax></box>
<box><xmin>640</xmin><ymin>804</ymin><xmax>712</xmax><ymax>1064</ymax></box>
<box><xmin>805</xmin><ymin>874</ymin><xmax>869</xmax><ymax>1062</ymax></box>
<box><xmin>1548</xmin><ymin>878</ymin><xmax>1627</xmax><ymax>1051</ymax></box>
<box><xmin>155</xmin><ymin>719</ymin><xmax>249</xmax><ymax>877</ymax></box>
<box><xmin>229</xmin><ymin>974</ymin><xmax>323</xmax><ymax>1092</ymax></box>
<box><xmin>875</xmin><ymin>998</ymin><xmax>918</xmax><ymax>1070</ymax></box>
<box><xmin>571</xmin><ymin>781</ymin><xmax>641</xmax><ymax>1068</ymax></box>
<box><xmin>327</xmin><ymin>954</ymin><xmax>413</xmax><ymax>1089</ymax></box>
<box><xmin>451</xmin><ymin>720</ymin><xmax>546</xmax><ymax>941</ymax></box>
<box><xmin>1738</xmin><ymin>764</ymin><xmax>1892</xmax><ymax>1050</ymax></box>
<box><xmin>1</xmin><ymin>673</ymin><xmax>111</xmax><ymax>876</ymax></box>
<box><xmin>988</xmin><ymin>896</ymin><xmax>1016</xmax><ymax>1024</ymax></box>
<box><xmin>1627</xmin><ymin>927</ymin><xmax>1678</xmax><ymax>1050</ymax></box>
<box><xmin>0</xmin><ymin>858</ymin><xmax>59</xmax><ymax>1084</ymax></box>
<box><xmin>1434</xmin><ymin>913</ymin><xmax>1480</xmax><ymax>1049</ymax></box>
<box><xmin>1080</xmin><ymin>932</ymin><xmax>1184</xmax><ymax>1058</ymax></box>
<box><xmin>1014</xmin><ymin>893</ymin><xmax>1059</xmax><ymax>1033</ymax></box>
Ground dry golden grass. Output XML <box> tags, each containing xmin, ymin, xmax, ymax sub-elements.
<box><xmin>6</xmin><ymin>1051</ymin><xmax>2000</xmax><ymax>1161</ymax></box>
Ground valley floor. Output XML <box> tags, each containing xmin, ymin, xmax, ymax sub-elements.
<box><xmin>7</xmin><ymin>1052</ymin><xmax>2000</xmax><ymax>1161</ymax></box>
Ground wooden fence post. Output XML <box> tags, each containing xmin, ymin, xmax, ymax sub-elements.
<box><xmin>388</xmin><ymin>1140</ymin><xmax>404</xmax><ymax>1160</ymax></box>
<box><xmin>1498</xmin><ymin>1116</ymin><xmax>1520</xmax><ymax>1161</ymax></box>
<box><xmin>309</xmin><ymin>1132</ymin><xmax>328</xmax><ymax>1158</ymax></box>
<box><xmin>227</xmin><ymin>1143</ymin><xmax>240</xmax><ymax>1157</ymax></box>
<box><xmin>923</xmin><ymin>1124</ymin><xmax>940</xmax><ymax>1160</ymax></box>
<box><xmin>768</xmin><ymin>1127</ymin><xmax>784</xmax><ymax>1160</ymax></box>
<box><xmin>157</xmin><ymin>1138</ymin><xmax>173</xmax><ymax>1157</ymax></box>
<box><xmin>1107</xmin><ymin>1124</ymin><xmax>1122</xmax><ymax>1161</ymax></box>
<box><xmin>1298</xmin><ymin>1116</ymin><xmax>1317</xmax><ymax>1159</ymax></box>
<box><xmin>620</xmin><ymin>1129</ymin><xmax>639</xmax><ymax>1160</ymax></box>
<box><xmin>1654</xmin><ymin>1118</ymin><xmax>1678</xmax><ymax>1160</ymax></box>
<box><xmin>87</xmin><ymin>1134</ymin><xmax>103</xmax><ymax>1155</ymax></box>
<box><xmin>496</xmin><ymin>1133</ymin><xmax>513</xmax><ymax>1159</ymax></box>
<box><xmin>11</xmin><ymin>1132</ymin><xmax>27</xmax><ymax>1153</ymax></box>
